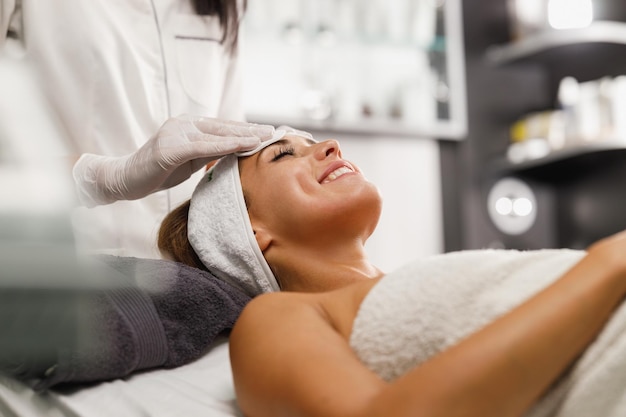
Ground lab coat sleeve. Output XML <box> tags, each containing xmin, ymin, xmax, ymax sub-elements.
<box><xmin>0</xmin><ymin>0</ymin><xmax>18</xmax><ymax>47</ymax></box>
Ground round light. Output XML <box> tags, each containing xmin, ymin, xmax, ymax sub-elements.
<box><xmin>513</xmin><ymin>197</ymin><xmax>533</xmax><ymax>217</ymax></box>
<box><xmin>487</xmin><ymin>177</ymin><xmax>537</xmax><ymax>235</ymax></box>
<box><xmin>495</xmin><ymin>197</ymin><xmax>513</xmax><ymax>216</ymax></box>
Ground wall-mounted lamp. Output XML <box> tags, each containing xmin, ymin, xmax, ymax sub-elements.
<box><xmin>487</xmin><ymin>177</ymin><xmax>537</xmax><ymax>235</ymax></box>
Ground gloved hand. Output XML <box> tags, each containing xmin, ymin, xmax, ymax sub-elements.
<box><xmin>73</xmin><ymin>115</ymin><xmax>275</xmax><ymax>207</ymax></box>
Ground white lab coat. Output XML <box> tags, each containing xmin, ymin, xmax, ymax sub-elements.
<box><xmin>0</xmin><ymin>0</ymin><xmax>244</xmax><ymax>258</ymax></box>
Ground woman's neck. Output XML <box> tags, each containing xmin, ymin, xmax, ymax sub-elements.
<box><xmin>269</xmin><ymin>241</ymin><xmax>383</xmax><ymax>293</ymax></box>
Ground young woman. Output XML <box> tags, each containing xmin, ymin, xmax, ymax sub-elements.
<box><xmin>159</xmin><ymin>131</ymin><xmax>626</xmax><ymax>417</ymax></box>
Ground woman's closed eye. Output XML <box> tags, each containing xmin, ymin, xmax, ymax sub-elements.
<box><xmin>271</xmin><ymin>146</ymin><xmax>296</xmax><ymax>161</ymax></box>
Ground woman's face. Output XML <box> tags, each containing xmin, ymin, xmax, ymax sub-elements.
<box><xmin>238</xmin><ymin>134</ymin><xmax>382</xmax><ymax>251</ymax></box>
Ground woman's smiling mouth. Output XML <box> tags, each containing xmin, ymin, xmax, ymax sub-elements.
<box><xmin>320</xmin><ymin>163</ymin><xmax>355</xmax><ymax>184</ymax></box>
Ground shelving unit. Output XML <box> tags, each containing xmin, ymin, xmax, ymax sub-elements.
<box><xmin>485</xmin><ymin>21</ymin><xmax>626</xmax><ymax>177</ymax></box>
<box><xmin>438</xmin><ymin>4</ymin><xmax>626</xmax><ymax>252</ymax></box>
<box><xmin>475</xmin><ymin>19</ymin><xmax>626</xmax><ymax>249</ymax></box>
<box><xmin>241</xmin><ymin>0</ymin><xmax>467</xmax><ymax>140</ymax></box>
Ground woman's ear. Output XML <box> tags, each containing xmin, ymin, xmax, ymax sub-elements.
<box><xmin>252</xmin><ymin>223</ymin><xmax>272</xmax><ymax>252</ymax></box>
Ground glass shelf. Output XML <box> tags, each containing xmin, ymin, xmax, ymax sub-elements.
<box><xmin>245</xmin><ymin>113</ymin><xmax>467</xmax><ymax>139</ymax></box>
<box><xmin>486</xmin><ymin>21</ymin><xmax>626</xmax><ymax>66</ymax></box>
<box><xmin>241</xmin><ymin>0</ymin><xmax>467</xmax><ymax>140</ymax></box>
<box><xmin>492</xmin><ymin>139</ymin><xmax>626</xmax><ymax>174</ymax></box>
<box><xmin>486</xmin><ymin>21</ymin><xmax>626</xmax><ymax>176</ymax></box>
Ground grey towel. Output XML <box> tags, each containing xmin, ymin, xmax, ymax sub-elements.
<box><xmin>0</xmin><ymin>255</ymin><xmax>251</xmax><ymax>391</ymax></box>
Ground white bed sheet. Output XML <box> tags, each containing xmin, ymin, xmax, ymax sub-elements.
<box><xmin>0</xmin><ymin>337</ymin><xmax>241</xmax><ymax>417</ymax></box>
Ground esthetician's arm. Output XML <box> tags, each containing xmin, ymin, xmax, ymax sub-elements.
<box><xmin>72</xmin><ymin>115</ymin><xmax>273</xmax><ymax>207</ymax></box>
<box><xmin>230</xmin><ymin>231</ymin><xmax>626</xmax><ymax>417</ymax></box>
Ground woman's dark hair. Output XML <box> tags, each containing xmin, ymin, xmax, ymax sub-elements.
<box><xmin>193</xmin><ymin>0</ymin><xmax>247</xmax><ymax>53</ymax></box>
<box><xmin>158</xmin><ymin>199</ymin><xmax>208</xmax><ymax>271</ymax></box>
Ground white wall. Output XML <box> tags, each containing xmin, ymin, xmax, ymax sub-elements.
<box><xmin>319</xmin><ymin>132</ymin><xmax>443</xmax><ymax>272</ymax></box>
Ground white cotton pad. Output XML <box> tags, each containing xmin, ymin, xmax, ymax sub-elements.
<box><xmin>235</xmin><ymin>127</ymin><xmax>317</xmax><ymax>157</ymax></box>
<box><xmin>235</xmin><ymin>129</ymin><xmax>287</xmax><ymax>157</ymax></box>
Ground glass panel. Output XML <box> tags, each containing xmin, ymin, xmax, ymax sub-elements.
<box><xmin>242</xmin><ymin>0</ymin><xmax>467</xmax><ymax>139</ymax></box>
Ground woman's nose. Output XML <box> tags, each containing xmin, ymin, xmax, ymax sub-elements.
<box><xmin>313</xmin><ymin>139</ymin><xmax>342</xmax><ymax>160</ymax></box>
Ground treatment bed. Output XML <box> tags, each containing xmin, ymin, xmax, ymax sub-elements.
<box><xmin>5</xmin><ymin>247</ymin><xmax>626</xmax><ymax>417</ymax></box>
<box><xmin>0</xmin><ymin>338</ymin><xmax>240</xmax><ymax>417</ymax></box>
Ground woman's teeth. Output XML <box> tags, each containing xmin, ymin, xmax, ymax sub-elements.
<box><xmin>323</xmin><ymin>166</ymin><xmax>353</xmax><ymax>183</ymax></box>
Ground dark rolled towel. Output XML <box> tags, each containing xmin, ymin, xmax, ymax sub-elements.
<box><xmin>0</xmin><ymin>255</ymin><xmax>251</xmax><ymax>391</ymax></box>
<box><xmin>100</xmin><ymin>255</ymin><xmax>252</xmax><ymax>368</ymax></box>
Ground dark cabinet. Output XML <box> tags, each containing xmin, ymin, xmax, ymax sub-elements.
<box><xmin>441</xmin><ymin>2</ymin><xmax>626</xmax><ymax>252</ymax></box>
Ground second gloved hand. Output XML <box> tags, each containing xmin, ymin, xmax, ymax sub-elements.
<box><xmin>73</xmin><ymin>115</ymin><xmax>274</xmax><ymax>207</ymax></box>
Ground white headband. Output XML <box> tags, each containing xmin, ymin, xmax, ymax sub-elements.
<box><xmin>187</xmin><ymin>128</ymin><xmax>314</xmax><ymax>296</ymax></box>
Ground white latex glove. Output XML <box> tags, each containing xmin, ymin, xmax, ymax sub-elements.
<box><xmin>73</xmin><ymin>115</ymin><xmax>274</xmax><ymax>207</ymax></box>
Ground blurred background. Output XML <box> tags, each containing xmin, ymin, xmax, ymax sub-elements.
<box><xmin>239</xmin><ymin>0</ymin><xmax>626</xmax><ymax>271</ymax></box>
<box><xmin>241</xmin><ymin>0</ymin><xmax>464</xmax><ymax>271</ymax></box>
<box><xmin>4</xmin><ymin>0</ymin><xmax>626</xmax><ymax>274</ymax></box>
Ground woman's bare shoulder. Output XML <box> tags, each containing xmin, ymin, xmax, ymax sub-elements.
<box><xmin>232</xmin><ymin>278</ymin><xmax>382</xmax><ymax>343</ymax></box>
<box><xmin>233</xmin><ymin>290</ymin><xmax>327</xmax><ymax>333</ymax></box>
<box><xmin>229</xmin><ymin>281</ymin><xmax>385</xmax><ymax>417</ymax></box>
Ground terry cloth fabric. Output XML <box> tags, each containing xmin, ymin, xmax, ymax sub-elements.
<box><xmin>189</xmin><ymin>127</ymin><xmax>316</xmax><ymax>296</ymax></box>
<box><xmin>350</xmin><ymin>249</ymin><xmax>626</xmax><ymax>417</ymax></box>
<box><xmin>0</xmin><ymin>255</ymin><xmax>250</xmax><ymax>391</ymax></box>
<box><xmin>188</xmin><ymin>154</ymin><xmax>279</xmax><ymax>297</ymax></box>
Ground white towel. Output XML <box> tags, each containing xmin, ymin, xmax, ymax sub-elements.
<box><xmin>350</xmin><ymin>249</ymin><xmax>626</xmax><ymax>416</ymax></box>
<box><xmin>188</xmin><ymin>128</ymin><xmax>315</xmax><ymax>296</ymax></box>
<box><xmin>188</xmin><ymin>152</ymin><xmax>280</xmax><ymax>297</ymax></box>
